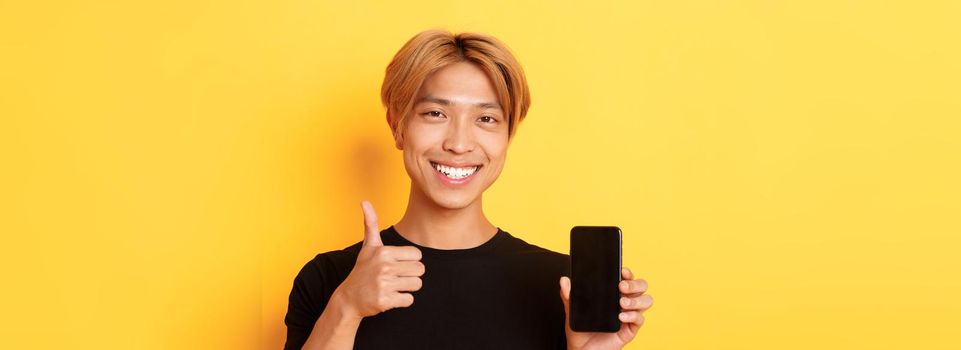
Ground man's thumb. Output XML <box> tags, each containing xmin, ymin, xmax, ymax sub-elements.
<box><xmin>361</xmin><ymin>200</ymin><xmax>383</xmax><ymax>247</ymax></box>
<box><xmin>560</xmin><ymin>276</ymin><xmax>573</xmax><ymax>333</ymax></box>
<box><xmin>559</xmin><ymin>276</ymin><xmax>571</xmax><ymax>307</ymax></box>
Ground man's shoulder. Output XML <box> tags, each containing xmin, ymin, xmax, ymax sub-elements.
<box><xmin>501</xmin><ymin>230</ymin><xmax>567</xmax><ymax>255</ymax></box>
<box><xmin>294</xmin><ymin>240</ymin><xmax>363</xmax><ymax>281</ymax></box>
<box><xmin>499</xmin><ymin>231</ymin><xmax>571</xmax><ymax>272</ymax></box>
<box><xmin>308</xmin><ymin>240</ymin><xmax>363</xmax><ymax>269</ymax></box>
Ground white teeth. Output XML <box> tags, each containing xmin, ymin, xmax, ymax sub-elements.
<box><xmin>432</xmin><ymin>162</ymin><xmax>479</xmax><ymax>180</ymax></box>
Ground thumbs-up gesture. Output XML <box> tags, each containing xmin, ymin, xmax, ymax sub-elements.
<box><xmin>331</xmin><ymin>200</ymin><xmax>425</xmax><ymax>319</ymax></box>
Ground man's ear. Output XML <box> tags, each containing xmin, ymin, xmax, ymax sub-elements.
<box><xmin>387</xmin><ymin>112</ymin><xmax>404</xmax><ymax>150</ymax></box>
<box><xmin>392</xmin><ymin>128</ymin><xmax>404</xmax><ymax>150</ymax></box>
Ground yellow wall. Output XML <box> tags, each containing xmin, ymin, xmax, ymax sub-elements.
<box><xmin>3</xmin><ymin>1</ymin><xmax>959</xmax><ymax>349</ymax></box>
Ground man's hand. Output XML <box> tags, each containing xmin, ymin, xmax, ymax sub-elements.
<box><xmin>331</xmin><ymin>200</ymin><xmax>426</xmax><ymax>319</ymax></box>
<box><xmin>302</xmin><ymin>200</ymin><xmax>425</xmax><ymax>350</ymax></box>
<box><xmin>559</xmin><ymin>267</ymin><xmax>653</xmax><ymax>350</ymax></box>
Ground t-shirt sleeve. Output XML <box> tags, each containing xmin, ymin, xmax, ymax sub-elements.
<box><xmin>283</xmin><ymin>255</ymin><xmax>330</xmax><ymax>350</ymax></box>
<box><xmin>283</xmin><ymin>248</ymin><xmax>360</xmax><ymax>350</ymax></box>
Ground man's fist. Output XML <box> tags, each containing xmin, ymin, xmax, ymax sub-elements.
<box><xmin>332</xmin><ymin>200</ymin><xmax>425</xmax><ymax>319</ymax></box>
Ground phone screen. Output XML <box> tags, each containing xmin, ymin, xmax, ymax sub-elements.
<box><xmin>570</xmin><ymin>226</ymin><xmax>622</xmax><ymax>332</ymax></box>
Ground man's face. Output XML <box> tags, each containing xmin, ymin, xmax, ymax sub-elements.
<box><xmin>394</xmin><ymin>61</ymin><xmax>510</xmax><ymax>209</ymax></box>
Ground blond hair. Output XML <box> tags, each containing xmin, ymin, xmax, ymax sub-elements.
<box><xmin>381</xmin><ymin>29</ymin><xmax>531</xmax><ymax>140</ymax></box>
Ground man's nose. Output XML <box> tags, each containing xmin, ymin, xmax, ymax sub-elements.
<box><xmin>443</xmin><ymin>115</ymin><xmax>475</xmax><ymax>154</ymax></box>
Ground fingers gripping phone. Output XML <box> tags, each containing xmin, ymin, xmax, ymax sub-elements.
<box><xmin>569</xmin><ymin>226</ymin><xmax>622</xmax><ymax>332</ymax></box>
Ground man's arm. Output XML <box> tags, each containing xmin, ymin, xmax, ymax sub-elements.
<box><xmin>300</xmin><ymin>290</ymin><xmax>363</xmax><ymax>350</ymax></box>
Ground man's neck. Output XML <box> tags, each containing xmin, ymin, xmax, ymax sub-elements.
<box><xmin>393</xmin><ymin>185</ymin><xmax>498</xmax><ymax>250</ymax></box>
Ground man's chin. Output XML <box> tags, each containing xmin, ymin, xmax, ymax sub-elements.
<box><xmin>428</xmin><ymin>193</ymin><xmax>478</xmax><ymax>210</ymax></box>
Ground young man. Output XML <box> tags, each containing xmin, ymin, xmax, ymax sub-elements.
<box><xmin>284</xmin><ymin>29</ymin><xmax>653</xmax><ymax>350</ymax></box>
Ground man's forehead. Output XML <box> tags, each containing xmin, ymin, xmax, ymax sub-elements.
<box><xmin>415</xmin><ymin>95</ymin><xmax>501</xmax><ymax>110</ymax></box>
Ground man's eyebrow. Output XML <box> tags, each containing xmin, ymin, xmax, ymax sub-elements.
<box><xmin>416</xmin><ymin>95</ymin><xmax>502</xmax><ymax>109</ymax></box>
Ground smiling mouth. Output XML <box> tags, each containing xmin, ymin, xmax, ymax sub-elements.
<box><xmin>429</xmin><ymin>161</ymin><xmax>482</xmax><ymax>180</ymax></box>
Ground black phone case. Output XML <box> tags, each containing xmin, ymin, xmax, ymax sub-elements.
<box><xmin>569</xmin><ymin>226</ymin><xmax>622</xmax><ymax>333</ymax></box>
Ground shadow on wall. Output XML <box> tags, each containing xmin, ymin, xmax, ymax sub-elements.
<box><xmin>263</xmin><ymin>81</ymin><xmax>408</xmax><ymax>348</ymax></box>
<box><xmin>349</xmin><ymin>128</ymin><xmax>401</xmax><ymax>207</ymax></box>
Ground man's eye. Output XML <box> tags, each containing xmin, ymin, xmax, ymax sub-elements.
<box><xmin>424</xmin><ymin>111</ymin><xmax>444</xmax><ymax>118</ymax></box>
<box><xmin>480</xmin><ymin>116</ymin><xmax>497</xmax><ymax>123</ymax></box>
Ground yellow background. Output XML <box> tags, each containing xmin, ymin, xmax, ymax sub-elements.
<box><xmin>2</xmin><ymin>0</ymin><xmax>959</xmax><ymax>349</ymax></box>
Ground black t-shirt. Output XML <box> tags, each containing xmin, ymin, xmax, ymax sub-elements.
<box><xmin>284</xmin><ymin>225</ymin><xmax>571</xmax><ymax>349</ymax></box>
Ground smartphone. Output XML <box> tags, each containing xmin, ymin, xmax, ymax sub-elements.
<box><xmin>569</xmin><ymin>226</ymin><xmax>622</xmax><ymax>332</ymax></box>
